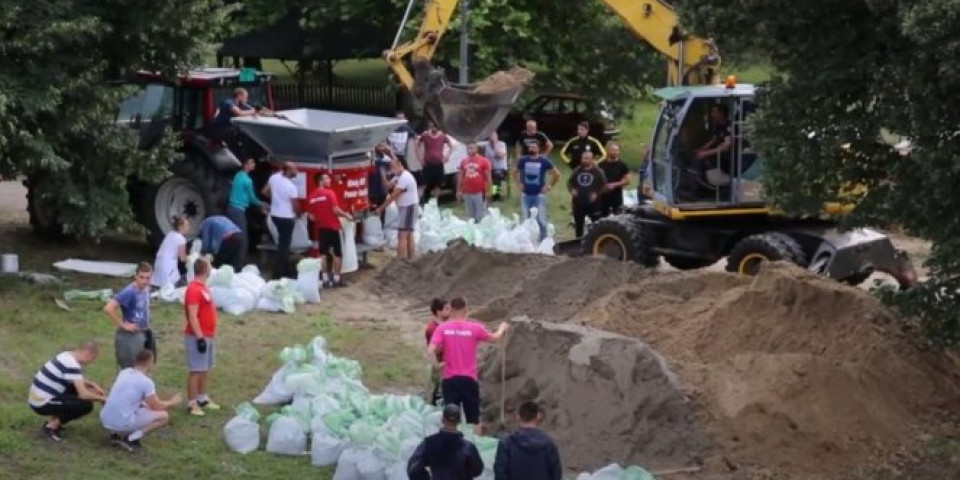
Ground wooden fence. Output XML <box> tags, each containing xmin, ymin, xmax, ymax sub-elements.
<box><xmin>272</xmin><ymin>81</ymin><xmax>403</xmax><ymax>116</ymax></box>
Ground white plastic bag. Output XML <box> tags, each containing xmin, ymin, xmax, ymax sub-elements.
<box><xmin>333</xmin><ymin>448</ymin><xmax>363</xmax><ymax>480</ymax></box>
<box><xmin>265</xmin><ymin>415</ymin><xmax>307</xmax><ymax>455</ymax></box>
<box><xmin>253</xmin><ymin>364</ymin><xmax>296</xmax><ymax>405</ymax></box>
<box><xmin>383</xmin><ymin>203</ymin><xmax>399</xmax><ymax>230</ymax></box>
<box><xmin>362</xmin><ymin>215</ymin><xmax>385</xmax><ymax>246</ymax></box>
<box><xmin>385</xmin><ymin>462</ymin><xmax>409</xmax><ymax>480</ymax></box>
<box><xmin>311</xmin><ymin>432</ymin><xmax>347</xmax><ymax>467</ymax></box>
<box><xmin>356</xmin><ymin>449</ymin><xmax>387</xmax><ymax>480</ymax></box>
<box><xmin>296</xmin><ymin>258</ymin><xmax>322</xmax><ymax>304</ymax></box>
<box><xmin>222</xmin><ymin>289</ymin><xmax>257</xmax><ymax>316</ymax></box>
<box><xmin>223</xmin><ymin>402</ymin><xmax>261</xmax><ymax>454</ymax></box>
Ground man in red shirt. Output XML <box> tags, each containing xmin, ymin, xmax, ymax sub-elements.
<box><xmin>424</xmin><ymin>298</ymin><xmax>450</xmax><ymax>406</ymax></box>
<box><xmin>183</xmin><ymin>258</ymin><xmax>219</xmax><ymax>417</ymax></box>
<box><xmin>306</xmin><ymin>173</ymin><xmax>353</xmax><ymax>288</ymax></box>
<box><xmin>457</xmin><ymin>142</ymin><xmax>493</xmax><ymax>223</ymax></box>
<box><xmin>415</xmin><ymin>123</ymin><xmax>454</xmax><ymax>206</ymax></box>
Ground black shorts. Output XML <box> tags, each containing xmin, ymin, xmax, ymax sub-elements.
<box><xmin>441</xmin><ymin>375</ymin><xmax>480</xmax><ymax>424</ymax></box>
<box><xmin>317</xmin><ymin>228</ymin><xmax>342</xmax><ymax>257</ymax></box>
<box><xmin>422</xmin><ymin>164</ymin><xmax>445</xmax><ymax>190</ymax></box>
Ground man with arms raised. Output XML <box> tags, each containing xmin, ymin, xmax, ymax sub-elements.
<box><xmin>428</xmin><ymin>297</ymin><xmax>509</xmax><ymax>435</ymax></box>
<box><xmin>28</xmin><ymin>341</ymin><xmax>106</xmax><ymax>442</ymax></box>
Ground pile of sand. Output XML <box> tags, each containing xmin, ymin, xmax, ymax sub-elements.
<box><xmin>373</xmin><ymin>246</ymin><xmax>960</xmax><ymax>479</ymax></box>
<box><xmin>477</xmin><ymin>317</ymin><xmax>710</xmax><ymax>473</ymax></box>
<box><xmin>473</xmin><ymin>66</ymin><xmax>535</xmax><ymax>94</ymax></box>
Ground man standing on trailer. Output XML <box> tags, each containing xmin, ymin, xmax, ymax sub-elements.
<box><xmin>305</xmin><ymin>172</ymin><xmax>354</xmax><ymax>288</ymax></box>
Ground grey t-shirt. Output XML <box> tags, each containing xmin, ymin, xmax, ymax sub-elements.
<box><xmin>99</xmin><ymin>368</ymin><xmax>156</xmax><ymax>430</ymax></box>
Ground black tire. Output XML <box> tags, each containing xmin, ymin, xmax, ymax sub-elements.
<box><xmin>581</xmin><ymin>214</ymin><xmax>659</xmax><ymax>267</ymax></box>
<box><xmin>726</xmin><ymin>232</ymin><xmax>808</xmax><ymax>276</ymax></box>
<box><xmin>25</xmin><ymin>176</ymin><xmax>70</xmax><ymax>241</ymax></box>
<box><xmin>139</xmin><ymin>152</ymin><xmax>232</xmax><ymax>248</ymax></box>
<box><xmin>664</xmin><ymin>255</ymin><xmax>715</xmax><ymax>271</ymax></box>
<box><xmin>844</xmin><ymin>270</ymin><xmax>874</xmax><ymax>286</ymax></box>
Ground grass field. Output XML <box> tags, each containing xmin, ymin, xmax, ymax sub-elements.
<box><xmin>0</xmin><ymin>222</ymin><xmax>426</xmax><ymax>479</ymax></box>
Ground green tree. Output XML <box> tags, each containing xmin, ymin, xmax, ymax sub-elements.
<box><xmin>0</xmin><ymin>0</ymin><xmax>233</xmax><ymax>239</ymax></box>
<box><xmin>240</xmin><ymin>0</ymin><xmax>663</xmax><ymax>110</ymax></box>
<box><xmin>680</xmin><ymin>0</ymin><xmax>960</xmax><ymax>345</ymax></box>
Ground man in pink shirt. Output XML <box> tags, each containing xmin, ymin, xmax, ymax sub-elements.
<box><xmin>428</xmin><ymin>297</ymin><xmax>509</xmax><ymax>435</ymax></box>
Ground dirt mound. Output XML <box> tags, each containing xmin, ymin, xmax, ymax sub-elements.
<box><xmin>372</xmin><ymin>249</ymin><xmax>960</xmax><ymax>479</ymax></box>
<box><xmin>478</xmin><ymin>317</ymin><xmax>710</xmax><ymax>473</ymax></box>
<box><xmin>473</xmin><ymin>66</ymin><xmax>535</xmax><ymax>94</ymax></box>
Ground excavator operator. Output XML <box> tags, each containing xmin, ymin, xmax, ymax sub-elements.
<box><xmin>694</xmin><ymin>103</ymin><xmax>732</xmax><ymax>172</ymax></box>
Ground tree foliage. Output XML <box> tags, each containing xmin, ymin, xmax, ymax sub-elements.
<box><xmin>0</xmin><ymin>0</ymin><xmax>233</xmax><ymax>239</ymax></box>
<box><xmin>681</xmin><ymin>0</ymin><xmax>960</xmax><ymax>345</ymax></box>
<box><xmin>240</xmin><ymin>0</ymin><xmax>664</xmax><ymax>111</ymax></box>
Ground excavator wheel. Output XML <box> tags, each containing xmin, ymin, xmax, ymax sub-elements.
<box><xmin>726</xmin><ymin>232</ymin><xmax>808</xmax><ymax>276</ymax></box>
<box><xmin>581</xmin><ymin>214</ymin><xmax>659</xmax><ymax>267</ymax></box>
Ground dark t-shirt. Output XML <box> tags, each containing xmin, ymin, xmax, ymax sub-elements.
<box><xmin>420</xmin><ymin>133</ymin><xmax>448</xmax><ymax>165</ymax></box>
<box><xmin>599</xmin><ymin>159</ymin><xmax>630</xmax><ymax>196</ymax></box>
<box><xmin>516</xmin><ymin>156</ymin><xmax>556</xmax><ymax>196</ymax></box>
<box><xmin>567</xmin><ymin>165</ymin><xmax>607</xmax><ymax>205</ymax></box>
<box><xmin>518</xmin><ymin>131</ymin><xmax>550</xmax><ymax>156</ymax></box>
<box><xmin>710</xmin><ymin>122</ymin><xmax>733</xmax><ymax>171</ymax></box>
<box><xmin>213</xmin><ymin>98</ymin><xmax>252</xmax><ymax>130</ymax></box>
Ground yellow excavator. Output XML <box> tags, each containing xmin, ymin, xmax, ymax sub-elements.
<box><xmin>383</xmin><ymin>0</ymin><xmax>917</xmax><ymax>288</ymax></box>
<box><xmin>383</xmin><ymin>0</ymin><xmax>722</xmax><ymax>142</ymax></box>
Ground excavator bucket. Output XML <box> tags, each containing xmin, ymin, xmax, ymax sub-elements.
<box><xmin>413</xmin><ymin>60</ymin><xmax>534</xmax><ymax>142</ymax></box>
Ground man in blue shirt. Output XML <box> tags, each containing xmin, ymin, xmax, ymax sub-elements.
<box><xmin>514</xmin><ymin>142</ymin><xmax>559</xmax><ymax>241</ymax></box>
<box><xmin>103</xmin><ymin>263</ymin><xmax>154</xmax><ymax>369</ymax></box>
<box><xmin>227</xmin><ymin>158</ymin><xmax>265</xmax><ymax>267</ymax></box>
<box><xmin>212</xmin><ymin>88</ymin><xmax>274</xmax><ymax>155</ymax></box>
<box><xmin>199</xmin><ymin>215</ymin><xmax>243</xmax><ymax>271</ymax></box>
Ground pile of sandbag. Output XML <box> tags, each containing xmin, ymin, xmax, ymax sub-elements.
<box><xmin>225</xmin><ymin>335</ymin><xmax>659</xmax><ymax>480</ymax></box>
<box><xmin>156</xmin><ymin>242</ymin><xmax>321</xmax><ymax>315</ymax></box>
<box><xmin>364</xmin><ymin>200</ymin><xmax>556</xmax><ymax>256</ymax></box>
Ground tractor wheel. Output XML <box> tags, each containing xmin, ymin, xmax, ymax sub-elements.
<box><xmin>140</xmin><ymin>153</ymin><xmax>231</xmax><ymax>248</ymax></box>
<box><xmin>581</xmin><ymin>214</ymin><xmax>659</xmax><ymax>267</ymax></box>
<box><xmin>663</xmin><ymin>255</ymin><xmax>715</xmax><ymax>271</ymax></box>
<box><xmin>25</xmin><ymin>176</ymin><xmax>70</xmax><ymax>240</ymax></box>
<box><xmin>726</xmin><ymin>232</ymin><xmax>808</xmax><ymax>276</ymax></box>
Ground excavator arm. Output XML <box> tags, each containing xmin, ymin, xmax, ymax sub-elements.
<box><xmin>383</xmin><ymin>0</ymin><xmax>721</xmax><ymax>141</ymax></box>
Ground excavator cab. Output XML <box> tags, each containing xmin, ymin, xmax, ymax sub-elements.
<box><xmin>410</xmin><ymin>59</ymin><xmax>534</xmax><ymax>142</ymax></box>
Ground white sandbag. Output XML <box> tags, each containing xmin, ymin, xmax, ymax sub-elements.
<box><xmin>362</xmin><ymin>215</ymin><xmax>385</xmax><ymax>246</ymax></box>
<box><xmin>385</xmin><ymin>462</ymin><xmax>409</xmax><ymax>480</ymax></box>
<box><xmin>589</xmin><ymin>464</ymin><xmax>625</xmax><ymax>480</ymax></box>
<box><xmin>311</xmin><ymin>395</ymin><xmax>342</xmax><ymax>420</ymax></box>
<box><xmin>537</xmin><ymin>237</ymin><xmax>556</xmax><ymax>256</ymax></box>
<box><xmin>356</xmin><ymin>449</ymin><xmax>387</xmax><ymax>480</ymax></box>
<box><xmin>158</xmin><ymin>283</ymin><xmax>185</xmax><ymax>304</ymax></box>
<box><xmin>234</xmin><ymin>271</ymin><xmax>265</xmax><ymax>298</ymax></box>
<box><xmin>223</xmin><ymin>403</ymin><xmax>261</xmax><ymax>454</ymax></box>
<box><xmin>311</xmin><ymin>432</ymin><xmax>347</xmax><ymax>467</ymax></box>
<box><xmin>209</xmin><ymin>265</ymin><xmax>235</xmax><ymax>286</ymax></box>
<box><xmin>267</xmin><ymin>216</ymin><xmax>313</xmax><ymax>253</ymax></box>
<box><xmin>258</xmin><ymin>279</ymin><xmax>302</xmax><ymax>314</ymax></box>
<box><xmin>296</xmin><ymin>258</ymin><xmax>322</xmax><ymax>304</ymax></box>
<box><xmin>383</xmin><ymin>203</ymin><xmax>399</xmax><ymax>230</ymax></box>
<box><xmin>222</xmin><ymin>289</ymin><xmax>257</xmax><ymax>316</ymax></box>
<box><xmin>265</xmin><ymin>415</ymin><xmax>307</xmax><ymax>456</ymax></box>
<box><xmin>253</xmin><ymin>364</ymin><xmax>296</xmax><ymax>405</ymax></box>
<box><xmin>386</xmin><ymin>229</ymin><xmax>399</xmax><ymax>249</ymax></box>
<box><xmin>341</xmin><ymin>222</ymin><xmax>359</xmax><ymax>274</ymax></box>
<box><xmin>333</xmin><ymin>448</ymin><xmax>363</xmax><ymax>480</ymax></box>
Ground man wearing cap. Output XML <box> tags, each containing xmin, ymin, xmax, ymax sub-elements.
<box><xmin>408</xmin><ymin>403</ymin><xmax>485</xmax><ymax>480</ymax></box>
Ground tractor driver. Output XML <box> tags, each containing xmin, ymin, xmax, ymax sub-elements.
<box><xmin>694</xmin><ymin>103</ymin><xmax>733</xmax><ymax>174</ymax></box>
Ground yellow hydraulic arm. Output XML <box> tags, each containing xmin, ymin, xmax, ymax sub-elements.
<box><xmin>601</xmin><ymin>0</ymin><xmax>721</xmax><ymax>86</ymax></box>
<box><xmin>384</xmin><ymin>0</ymin><xmax>722</xmax><ymax>91</ymax></box>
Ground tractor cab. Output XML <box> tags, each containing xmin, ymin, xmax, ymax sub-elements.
<box><xmin>643</xmin><ymin>81</ymin><xmax>766</xmax><ymax>218</ymax></box>
<box><xmin>117</xmin><ymin>67</ymin><xmax>275</xmax><ymax>153</ymax></box>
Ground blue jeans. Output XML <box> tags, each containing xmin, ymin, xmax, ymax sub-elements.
<box><xmin>520</xmin><ymin>193</ymin><xmax>548</xmax><ymax>241</ymax></box>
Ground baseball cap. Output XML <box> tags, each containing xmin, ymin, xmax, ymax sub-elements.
<box><xmin>442</xmin><ymin>403</ymin><xmax>462</xmax><ymax>423</ymax></box>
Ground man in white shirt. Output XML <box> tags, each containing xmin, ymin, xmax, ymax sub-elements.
<box><xmin>28</xmin><ymin>341</ymin><xmax>106</xmax><ymax>442</ymax></box>
<box><xmin>480</xmin><ymin>132</ymin><xmax>509</xmax><ymax>201</ymax></box>
<box><xmin>262</xmin><ymin>161</ymin><xmax>301</xmax><ymax>279</ymax></box>
<box><xmin>375</xmin><ymin>158</ymin><xmax>420</xmax><ymax>259</ymax></box>
<box><xmin>100</xmin><ymin>349</ymin><xmax>181</xmax><ymax>452</ymax></box>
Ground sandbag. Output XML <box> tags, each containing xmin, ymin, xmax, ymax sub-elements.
<box><xmin>385</xmin><ymin>462</ymin><xmax>409</xmax><ymax>480</ymax></box>
<box><xmin>253</xmin><ymin>363</ymin><xmax>296</xmax><ymax>405</ymax></box>
<box><xmin>362</xmin><ymin>215</ymin><xmax>385</xmax><ymax>246</ymax></box>
<box><xmin>333</xmin><ymin>447</ymin><xmax>363</xmax><ymax>480</ymax></box>
<box><xmin>383</xmin><ymin>203</ymin><xmax>399</xmax><ymax>230</ymax></box>
<box><xmin>265</xmin><ymin>415</ymin><xmax>307</xmax><ymax>456</ymax></box>
<box><xmin>222</xmin><ymin>289</ymin><xmax>257</xmax><ymax>316</ymax></box>
<box><xmin>355</xmin><ymin>448</ymin><xmax>387</xmax><ymax>480</ymax></box>
<box><xmin>223</xmin><ymin>402</ymin><xmax>261</xmax><ymax>454</ymax></box>
<box><xmin>296</xmin><ymin>258</ymin><xmax>323</xmax><ymax>304</ymax></box>
<box><xmin>311</xmin><ymin>431</ymin><xmax>346</xmax><ymax>467</ymax></box>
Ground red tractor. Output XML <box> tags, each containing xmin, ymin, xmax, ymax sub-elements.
<box><xmin>26</xmin><ymin>68</ymin><xmax>401</xmax><ymax>251</ymax></box>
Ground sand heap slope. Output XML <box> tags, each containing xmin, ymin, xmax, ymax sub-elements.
<box><xmin>477</xmin><ymin>317</ymin><xmax>710</xmax><ymax>473</ymax></box>
<box><xmin>373</xmin><ymin>246</ymin><xmax>960</xmax><ymax>479</ymax></box>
